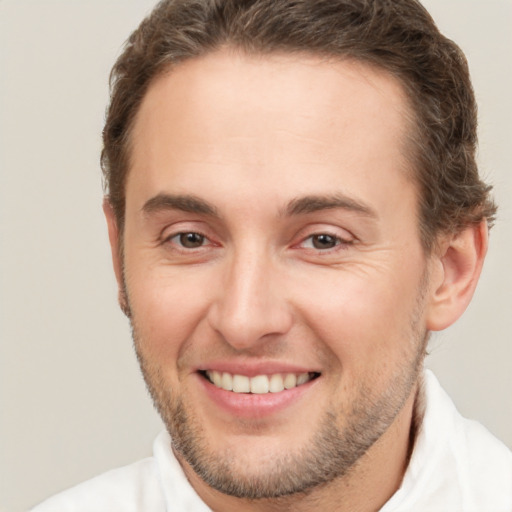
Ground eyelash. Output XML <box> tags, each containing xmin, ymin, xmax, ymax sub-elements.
<box><xmin>163</xmin><ymin>231</ymin><xmax>212</xmax><ymax>250</ymax></box>
<box><xmin>298</xmin><ymin>233</ymin><xmax>353</xmax><ymax>251</ymax></box>
<box><xmin>162</xmin><ymin>230</ymin><xmax>353</xmax><ymax>254</ymax></box>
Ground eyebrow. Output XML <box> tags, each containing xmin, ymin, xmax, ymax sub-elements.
<box><xmin>141</xmin><ymin>192</ymin><xmax>376</xmax><ymax>220</ymax></box>
<box><xmin>283</xmin><ymin>194</ymin><xmax>377</xmax><ymax>218</ymax></box>
<box><xmin>142</xmin><ymin>193</ymin><xmax>219</xmax><ymax>217</ymax></box>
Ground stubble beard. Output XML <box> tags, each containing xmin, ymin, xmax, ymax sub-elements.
<box><xmin>127</xmin><ymin>271</ymin><xmax>430</xmax><ymax>500</ymax></box>
<box><xmin>131</xmin><ymin>335</ymin><xmax>428</xmax><ymax>500</ymax></box>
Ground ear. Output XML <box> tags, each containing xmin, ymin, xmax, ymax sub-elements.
<box><xmin>426</xmin><ymin>221</ymin><xmax>489</xmax><ymax>331</ymax></box>
<box><xmin>103</xmin><ymin>198</ymin><xmax>130</xmax><ymax>317</ymax></box>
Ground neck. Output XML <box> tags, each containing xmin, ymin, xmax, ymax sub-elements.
<box><xmin>180</xmin><ymin>378</ymin><xmax>425</xmax><ymax>512</ymax></box>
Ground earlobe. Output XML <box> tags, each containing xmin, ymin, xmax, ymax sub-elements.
<box><xmin>426</xmin><ymin>221</ymin><xmax>489</xmax><ymax>331</ymax></box>
<box><xmin>103</xmin><ymin>198</ymin><xmax>131</xmax><ymax>317</ymax></box>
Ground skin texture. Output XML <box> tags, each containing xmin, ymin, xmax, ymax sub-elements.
<box><xmin>105</xmin><ymin>51</ymin><xmax>488</xmax><ymax>512</ymax></box>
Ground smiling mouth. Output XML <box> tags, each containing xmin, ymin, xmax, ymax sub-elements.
<box><xmin>200</xmin><ymin>370</ymin><xmax>320</xmax><ymax>394</ymax></box>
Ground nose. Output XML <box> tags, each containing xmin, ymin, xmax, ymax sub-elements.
<box><xmin>206</xmin><ymin>246</ymin><xmax>293</xmax><ymax>351</ymax></box>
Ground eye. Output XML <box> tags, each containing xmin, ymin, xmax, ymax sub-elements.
<box><xmin>300</xmin><ymin>233</ymin><xmax>353</xmax><ymax>251</ymax></box>
<box><xmin>168</xmin><ymin>232</ymin><xmax>207</xmax><ymax>249</ymax></box>
<box><xmin>310</xmin><ymin>234</ymin><xmax>339</xmax><ymax>249</ymax></box>
<box><xmin>302</xmin><ymin>233</ymin><xmax>345</xmax><ymax>250</ymax></box>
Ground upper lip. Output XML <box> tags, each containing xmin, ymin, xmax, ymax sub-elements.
<box><xmin>195</xmin><ymin>360</ymin><xmax>321</xmax><ymax>377</ymax></box>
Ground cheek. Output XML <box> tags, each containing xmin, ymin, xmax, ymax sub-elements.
<box><xmin>126</xmin><ymin>266</ymin><xmax>213</xmax><ymax>361</ymax></box>
<box><xmin>290</xmin><ymin>263</ymin><xmax>425</xmax><ymax>366</ymax></box>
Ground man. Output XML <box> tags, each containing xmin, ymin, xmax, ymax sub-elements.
<box><xmin>32</xmin><ymin>0</ymin><xmax>512</xmax><ymax>510</ymax></box>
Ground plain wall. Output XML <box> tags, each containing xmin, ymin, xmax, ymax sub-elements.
<box><xmin>0</xmin><ymin>1</ymin><xmax>510</xmax><ymax>511</ymax></box>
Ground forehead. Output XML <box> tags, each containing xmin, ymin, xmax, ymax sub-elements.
<box><xmin>128</xmin><ymin>51</ymin><xmax>415</xmax><ymax>219</ymax></box>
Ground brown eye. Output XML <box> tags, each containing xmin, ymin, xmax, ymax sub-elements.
<box><xmin>178</xmin><ymin>232</ymin><xmax>205</xmax><ymax>248</ymax></box>
<box><xmin>311</xmin><ymin>234</ymin><xmax>339</xmax><ymax>249</ymax></box>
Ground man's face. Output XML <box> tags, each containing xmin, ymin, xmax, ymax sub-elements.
<box><xmin>119</xmin><ymin>52</ymin><xmax>432</xmax><ymax>498</ymax></box>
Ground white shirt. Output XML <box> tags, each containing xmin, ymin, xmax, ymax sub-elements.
<box><xmin>31</xmin><ymin>371</ymin><xmax>512</xmax><ymax>512</ymax></box>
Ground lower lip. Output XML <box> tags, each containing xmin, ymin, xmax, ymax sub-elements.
<box><xmin>197</xmin><ymin>373</ymin><xmax>318</xmax><ymax>419</ymax></box>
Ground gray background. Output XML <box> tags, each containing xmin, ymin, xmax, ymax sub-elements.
<box><xmin>0</xmin><ymin>1</ymin><xmax>510</xmax><ymax>511</ymax></box>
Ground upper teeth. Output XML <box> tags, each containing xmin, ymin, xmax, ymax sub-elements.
<box><xmin>205</xmin><ymin>370</ymin><xmax>314</xmax><ymax>394</ymax></box>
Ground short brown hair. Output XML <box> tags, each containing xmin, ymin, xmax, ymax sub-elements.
<box><xmin>102</xmin><ymin>0</ymin><xmax>496</xmax><ymax>250</ymax></box>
